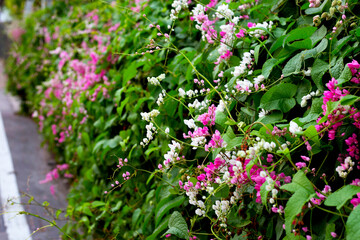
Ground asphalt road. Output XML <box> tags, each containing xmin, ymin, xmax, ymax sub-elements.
<box><xmin>0</xmin><ymin>23</ymin><xmax>69</xmax><ymax>240</ymax></box>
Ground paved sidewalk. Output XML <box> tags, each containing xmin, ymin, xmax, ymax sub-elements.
<box><xmin>0</xmin><ymin>56</ymin><xmax>69</xmax><ymax>239</ymax></box>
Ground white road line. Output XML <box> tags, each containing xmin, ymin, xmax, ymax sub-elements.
<box><xmin>0</xmin><ymin>112</ymin><xmax>32</xmax><ymax>240</ymax></box>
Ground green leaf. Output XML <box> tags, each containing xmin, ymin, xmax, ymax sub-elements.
<box><xmin>260</xmin><ymin>182</ymin><xmax>270</xmax><ymax>209</ymax></box>
<box><xmin>305</xmin><ymin>0</ymin><xmax>330</xmax><ymax>14</ymax></box>
<box><xmin>259</xmin><ymin>83</ymin><xmax>297</xmax><ymax>113</ymax></box>
<box><xmin>283</xmin><ymin>191</ymin><xmax>315</xmax><ymax>235</ymax></box>
<box><xmin>283</xmin><ymin>233</ymin><xmax>307</xmax><ymax>240</ymax></box>
<box><xmin>262</xmin><ymin>58</ymin><xmax>278</xmax><ymax>79</ymax></box>
<box><xmin>146</xmin><ymin>215</ymin><xmax>170</xmax><ymax>240</ymax></box>
<box><xmin>114</xmin><ymin>87</ymin><xmax>125</xmax><ymax>103</ymax></box>
<box><xmin>281</xmin><ymin>172</ymin><xmax>316</xmax><ymax>234</ymax></box>
<box><xmin>291</xmin><ymin>38</ymin><xmax>313</xmax><ymax>49</ymax></box>
<box><xmin>225</xmin><ymin>118</ymin><xmax>237</xmax><ymax>125</ymax></box>
<box><xmin>282</xmin><ymin>53</ymin><xmax>303</xmax><ymax>76</ymax></box>
<box><xmin>296</xmin><ymin>79</ymin><xmax>312</xmax><ymax>104</ymax></box>
<box><xmin>207</xmin><ymin>49</ymin><xmax>220</xmax><ymax>63</ymax></box>
<box><xmin>340</xmin><ymin>95</ymin><xmax>360</xmax><ymax>106</ymax></box>
<box><xmin>146</xmin><ymin>172</ymin><xmax>155</xmax><ymax>185</ymax></box>
<box><xmin>164</xmin><ymin>211</ymin><xmax>189</xmax><ymax>239</ymax></box>
<box><xmin>303</xmin><ymin>125</ymin><xmax>320</xmax><ymax>153</ymax></box>
<box><xmin>215</xmin><ymin>111</ymin><xmax>227</xmax><ymax>128</ymax></box>
<box><xmin>310</xmin><ymin>25</ymin><xmax>327</xmax><ymax>47</ymax></box>
<box><xmin>324</xmin><ymin>185</ymin><xmax>360</xmax><ymax>210</ymax></box>
<box><xmin>346</xmin><ymin>205</ymin><xmax>360</xmax><ymax>239</ymax></box>
<box><xmin>299</xmin><ymin>98</ymin><xmax>323</xmax><ymax>123</ymax></box>
<box><xmin>276</xmin><ymin>147</ymin><xmax>291</xmax><ymax>162</ymax></box>
<box><xmin>254</xmin><ymin>45</ymin><xmax>261</xmax><ymax>64</ymax></box>
<box><xmin>82</xmin><ymin>132</ymin><xmax>91</xmax><ymax>147</ymax></box>
<box><xmin>270</xmin><ymin>35</ymin><xmax>286</xmax><ymax>53</ymax></box>
<box><xmin>325</xmin><ymin>223</ymin><xmax>336</xmax><ymax>240</ymax></box>
<box><xmin>215</xmin><ymin>184</ymin><xmax>230</xmax><ymax>198</ymax></box>
<box><xmin>91</xmin><ymin>201</ymin><xmax>105</xmax><ymax>208</ymax></box>
<box><xmin>104</xmin><ymin>116</ymin><xmax>117</xmax><ymax>130</ymax></box>
<box><xmin>330</xmin><ymin>57</ymin><xmax>344</xmax><ymax>79</ymax></box>
<box><xmin>111</xmin><ymin>201</ymin><xmax>123</xmax><ymax>212</ymax></box>
<box><xmin>318</xmin><ymin>100</ymin><xmax>341</xmax><ymax>124</ymax></box>
<box><xmin>271</xmin><ymin>0</ymin><xmax>287</xmax><ymax>12</ymax></box>
<box><xmin>337</xmin><ymin>65</ymin><xmax>353</xmax><ymax>85</ymax></box>
<box><xmin>285</xmin><ymin>26</ymin><xmax>317</xmax><ymax>44</ymax></box>
<box><xmin>132</xmin><ymin>208</ymin><xmax>141</xmax><ymax>227</ymax></box>
<box><xmin>311</xmin><ymin>59</ymin><xmax>328</xmax><ymax>90</ymax></box>
<box><xmin>145</xmin><ymin>146</ymin><xmax>161</xmax><ymax>157</ymax></box>
<box><xmin>56</xmin><ymin>209</ymin><xmax>62</xmax><ymax>219</ymax></box>
<box><xmin>155</xmin><ymin>196</ymin><xmax>185</xmax><ymax>227</ymax></box>
<box><xmin>123</xmin><ymin>62</ymin><xmax>138</xmax><ymax>85</ymax></box>
<box><xmin>332</xmin><ymin>36</ymin><xmax>352</xmax><ymax>56</ymax></box>
<box><xmin>225</xmin><ymin>137</ymin><xmax>244</xmax><ymax>150</ymax></box>
<box><xmin>281</xmin><ymin>171</ymin><xmax>315</xmax><ymax>194</ymax></box>
<box><xmin>302</xmin><ymin>38</ymin><xmax>329</xmax><ymax>60</ymax></box>
<box><xmin>258</xmin><ymin>111</ymin><xmax>284</xmax><ymax>125</ymax></box>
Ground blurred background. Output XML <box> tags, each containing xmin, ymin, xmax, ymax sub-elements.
<box><xmin>1</xmin><ymin>0</ymin><xmax>53</xmax><ymax>20</ymax></box>
<box><xmin>0</xmin><ymin>0</ymin><xmax>54</xmax><ymax>59</ymax></box>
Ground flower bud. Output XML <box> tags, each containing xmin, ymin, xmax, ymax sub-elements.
<box><xmin>321</xmin><ymin>12</ymin><xmax>329</xmax><ymax>19</ymax></box>
<box><xmin>329</xmin><ymin>7</ymin><xmax>336</xmax><ymax>16</ymax></box>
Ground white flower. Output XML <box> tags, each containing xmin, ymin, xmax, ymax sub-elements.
<box><xmin>231</xmin><ymin>51</ymin><xmax>254</xmax><ymax>77</ymax></box>
<box><xmin>216</xmin><ymin>4</ymin><xmax>234</xmax><ymax>19</ymax></box>
<box><xmin>265</xmin><ymin>184</ymin><xmax>273</xmax><ymax>191</ymax></box>
<box><xmin>140</xmin><ymin>109</ymin><xmax>160</xmax><ymax>122</ymax></box>
<box><xmin>147</xmin><ymin>74</ymin><xmax>165</xmax><ymax>86</ymax></box>
<box><xmin>304</xmin><ymin>68</ymin><xmax>312</xmax><ymax>76</ymax></box>
<box><xmin>178</xmin><ymin>88</ymin><xmax>185</xmax><ymax>97</ymax></box>
<box><xmin>254</xmin><ymin>75</ymin><xmax>265</xmax><ymax>85</ymax></box>
<box><xmin>195</xmin><ymin>208</ymin><xmax>205</xmax><ymax>216</ymax></box>
<box><xmin>258</xmin><ymin>109</ymin><xmax>269</xmax><ymax>118</ymax></box>
<box><xmin>289</xmin><ymin>121</ymin><xmax>302</xmax><ymax>134</ymax></box>
<box><xmin>170</xmin><ymin>0</ymin><xmax>188</xmax><ymax>20</ymax></box>
<box><xmin>301</xmin><ymin>90</ymin><xmax>322</xmax><ymax>107</ymax></box>
<box><xmin>184</xmin><ymin>119</ymin><xmax>196</xmax><ymax>129</ymax></box>
<box><xmin>216</xmin><ymin>100</ymin><xmax>226</xmax><ymax>113</ymax></box>
<box><xmin>49</xmin><ymin>47</ymin><xmax>61</xmax><ymax>55</ymax></box>
<box><xmin>236</xmin><ymin>79</ymin><xmax>253</xmax><ymax>93</ymax></box>
<box><xmin>165</xmin><ymin>127</ymin><xmax>170</xmax><ymax>134</ymax></box>
<box><xmin>191</xmin><ymin>4</ymin><xmax>205</xmax><ymax>20</ymax></box>
<box><xmin>272</xmin><ymin>189</ymin><xmax>278</xmax><ymax>197</ymax></box>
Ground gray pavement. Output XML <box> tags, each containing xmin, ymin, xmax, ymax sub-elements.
<box><xmin>0</xmin><ymin>28</ymin><xmax>69</xmax><ymax>240</ymax></box>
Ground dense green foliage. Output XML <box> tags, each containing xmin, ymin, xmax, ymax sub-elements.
<box><xmin>5</xmin><ymin>0</ymin><xmax>360</xmax><ymax>239</ymax></box>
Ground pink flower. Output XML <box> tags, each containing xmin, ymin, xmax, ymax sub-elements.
<box><xmin>198</xmin><ymin>105</ymin><xmax>216</xmax><ymax>126</ymax></box>
<box><xmin>301</xmin><ymin>155</ymin><xmax>310</xmax><ymax>161</ymax></box>
<box><xmin>197</xmin><ymin>174</ymin><xmax>206</xmax><ymax>182</ymax></box>
<box><xmin>350</xmin><ymin>193</ymin><xmax>360</xmax><ymax>208</ymax></box>
<box><xmin>295</xmin><ymin>162</ymin><xmax>307</xmax><ymax>169</ymax></box>
<box><xmin>50</xmin><ymin>185</ymin><xmax>56</xmax><ymax>196</ymax></box>
<box><xmin>57</xmin><ymin>163</ymin><xmax>69</xmax><ymax>171</ymax></box>
<box><xmin>348</xmin><ymin>60</ymin><xmax>360</xmax><ymax>75</ymax></box>
<box><xmin>247</xmin><ymin>22</ymin><xmax>256</xmax><ymax>28</ymax></box>
<box><xmin>236</xmin><ymin>29</ymin><xmax>245</xmax><ymax>38</ymax></box>
<box><xmin>205</xmin><ymin>130</ymin><xmax>224</xmax><ymax>151</ymax></box>
<box><xmin>207</xmin><ymin>0</ymin><xmax>218</xmax><ymax>8</ymax></box>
